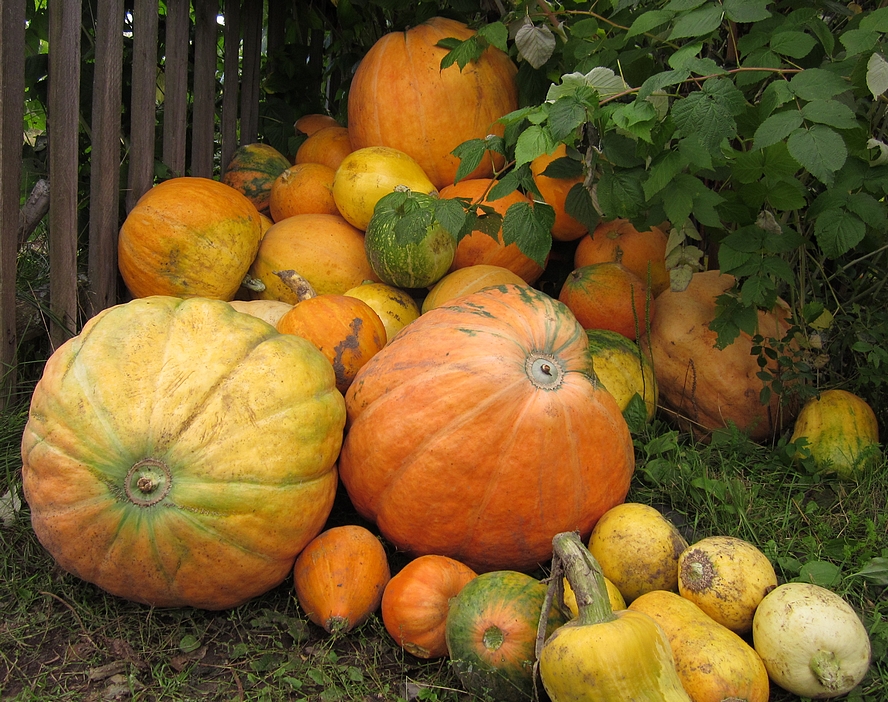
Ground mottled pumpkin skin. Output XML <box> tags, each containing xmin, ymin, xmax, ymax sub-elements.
<box><xmin>222</xmin><ymin>143</ymin><xmax>292</xmax><ymax>214</ymax></box>
<box><xmin>340</xmin><ymin>284</ymin><xmax>635</xmax><ymax>573</ymax></box>
<box><xmin>445</xmin><ymin>570</ymin><xmax>566</xmax><ymax>701</ymax></box>
<box><xmin>790</xmin><ymin>388</ymin><xmax>881</xmax><ymax>479</ymax></box>
<box><xmin>21</xmin><ymin>297</ymin><xmax>345</xmax><ymax>610</ymax></box>
<box><xmin>348</xmin><ymin>17</ymin><xmax>518</xmax><ymax>190</ymax></box>
<box><xmin>586</xmin><ymin>329</ymin><xmax>658</xmax><ymax>423</ymax></box>
<box><xmin>643</xmin><ymin>270</ymin><xmax>796</xmax><ymax>442</ymax></box>
<box><xmin>118</xmin><ymin>177</ymin><xmax>263</xmax><ymax>301</ymax></box>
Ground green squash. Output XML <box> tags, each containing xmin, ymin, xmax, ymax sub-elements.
<box><xmin>221</xmin><ymin>142</ymin><xmax>292</xmax><ymax>214</ymax></box>
<box><xmin>445</xmin><ymin>570</ymin><xmax>566</xmax><ymax>701</ymax></box>
<box><xmin>790</xmin><ymin>388</ymin><xmax>880</xmax><ymax>479</ymax></box>
<box><xmin>21</xmin><ymin>296</ymin><xmax>345</xmax><ymax>610</ymax></box>
<box><xmin>363</xmin><ymin>188</ymin><xmax>455</xmax><ymax>288</ymax></box>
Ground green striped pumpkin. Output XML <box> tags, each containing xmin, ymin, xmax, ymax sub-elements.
<box><xmin>363</xmin><ymin>189</ymin><xmax>455</xmax><ymax>289</ymax></box>
<box><xmin>222</xmin><ymin>143</ymin><xmax>292</xmax><ymax>215</ymax></box>
<box><xmin>586</xmin><ymin>328</ymin><xmax>658</xmax><ymax>424</ymax></box>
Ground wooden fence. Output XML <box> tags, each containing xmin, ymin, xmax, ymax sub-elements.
<box><xmin>0</xmin><ymin>0</ymin><xmax>297</xmax><ymax>406</ymax></box>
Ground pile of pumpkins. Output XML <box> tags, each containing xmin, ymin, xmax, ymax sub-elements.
<box><xmin>19</xmin><ymin>13</ymin><xmax>879</xmax><ymax>702</ymax></box>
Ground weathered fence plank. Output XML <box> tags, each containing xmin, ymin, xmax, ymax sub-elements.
<box><xmin>126</xmin><ymin>0</ymin><xmax>160</xmax><ymax>211</ymax></box>
<box><xmin>163</xmin><ymin>0</ymin><xmax>190</xmax><ymax>178</ymax></box>
<box><xmin>220</xmin><ymin>0</ymin><xmax>242</xmax><ymax>173</ymax></box>
<box><xmin>0</xmin><ymin>0</ymin><xmax>27</xmax><ymax>405</ymax></box>
<box><xmin>191</xmin><ymin>0</ymin><xmax>218</xmax><ymax>177</ymax></box>
<box><xmin>86</xmin><ymin>0</ymin><xmax>125</xmax><ymax>319</ymax></box>
<box><xmin>47</xmin><ymin>0</ymin><xmax>82</xmax><ymax>349</ymax></box>
<box><xmin>240</xmin><ymin>0</ymin><xmax>263</xmax><ymax>145</ymax></box>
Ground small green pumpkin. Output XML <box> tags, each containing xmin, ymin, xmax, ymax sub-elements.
<box><xmin>445</xmin><ymin>570</ymin><xmax>566</xmax><ymax>701</ymax></box>
<box><xmin>363</xmin><ymin>188</ymin><xmax>455</xmax><ymax>289</ymax></box>
<box><xmin>790</xmin><ymin>388</ymin><xmax>880</xmax><ymax>479</ymax></box>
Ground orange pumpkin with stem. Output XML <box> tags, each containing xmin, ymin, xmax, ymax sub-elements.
<box><xmin>347</xmin><ymin>16</ymin><xmax>518</xmax><ymax>190</ymax></box>
<box><xmin>293</xmin><ymin>525</ymin><xmax>391</xmax><ymax>635</ymax></box>
<box><xmin>574</xmin><ymin>218</ymin><xmax>671</xmax><ymax>297</ymax></box>
<box><xmin>339</xmin><ymin>284</ymin><xmax>635</xmax><ymax>573</ymax></box>
<box><xmin>277</xmin><ymin>294</ymin><xmax>387</xmax><ymax>394</ymax></box>
<box><xmin>381</xmin><ymin>554</ymin><xmax>478</xmax><ymax>658</ymax></box>
<box><xmin>439</xmin><ymin>178</ymin><xmax>545</xmax><ymax>284</ymax></box>
<box><xmin>559</xmin><ymin>262</ymin><xmax>653</xmax><ymax>341</ymax></box>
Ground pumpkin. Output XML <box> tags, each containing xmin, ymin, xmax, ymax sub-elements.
<box><xmin>445</xmin><ymin>570</ymin><xmax>566</xmax><ymax>701</ymax></box>
<box><xmin>347</xmin><ymin>16</ymin><xmax>518</xmax><ymax>190</ymax></box>
<box><xmin>268</xmin><ymin>163</ymin><xmax>339</xmax><ymax>221</ymax></box>
<box><xmin>221</xmin><ymin>143</ymin><xmax>292</xmax><ymax>215</ymax></box>
<box><xmin>421</xmin><ymin>264</ymin><xmax>527</xmax><ymax>313</ymax></box>
<box><xmin>294</xmin><ymin>125</ymin><xmax>354</xmax><ymax>171</ymax></box>
<box><xmin>539</xmin><ymin>532</ymin><xmax>693</xmax><ymax>702</ymax></box>
<box><xmin>559</xmin><ymin>262</ymin><xmax>652</xmax><ymax>341</ymax></box>
<box><xmin>381</xmin><ymin>554</ymin><xmax>478</xmax><ymax>659</ymax></box>
<box><xmin>790</xmin><ymin>388</ymin><xmax>881</xmax><ymax>479</ymax></box>
<box><xmin>277</xmin><ymin>294</ymin><xmax>387</xmax><ymax>394</ymax></box>
<box><xmin>642</xmin><ymin>270</ymin><xmax>796</xmax><ymax>442</ymax></box>
<box><xmin>227</xmin><ymin>299</ymin><xmax>293</xmax><ymax>327</ymax></box>
<box><xmin>530</xmin><ymin>143</ymin><xmax>591</xmax><ymax>242</ymax></box>
<box><xmin>295</xmin><ymin>113</ymin><xmax>341</xmax><ymax>137</ymax></box>
<box><xmin>678</xmin><ymin>535</ymin><xmax>777</xmax><ymax>635</ymax></box>
<box><xmin>629</xmin><ymin>589</ymin><xmax>770</xmax><ymax>702</ymax></box>
<box><xmin>343</xmin><ymin>281</ymin><xmax>421</xmax><ymax>345</ymax></box>
<box><xmin>574</xmin><ymin>218</ymin><xmax>670</xmax><ymax>297</ymax></box>
<box><xmin>586</xmin><ymin>329</ymin><xmax>659</xmax><ymax>423</ymax></box>
<box><xmin>587</xmin><ymin>502</ymin><xmax>688</xmax><ymax>603</ymax></box>
<box><xmin>248</xmin><ymin>213</ymin><xmax>379</xmax><ymax>301</ymax></box>
<box><xmin>118</xmin><ymin>177</ymin><xmax>263</xmax><ymax>301</ymax></box>
<box><xmin>339</xmin><ymin>284</ymin><xmax>635</xmax><ymax>573</ymax></box>
<box><xmin>332</xmin><ymin>146</ymin><xmax>437</xmax><ymax>231</ymax></box>
<box><xmin>20</xmin><ymin>296</ymin><xmax>344</xmax><ymax>610</ymax></box>
<box><xmin>439</xmin><ymin>178</ymin><xmax>545</xmax><ymax>284</ymax></box>
<box><xmin>363</xmin><ymin>189</ymin><xmax>455</xmax><ymax>288</ymax></box>
<box><xmin>293</xmin><ymin>525</ymin><xmax>391</xmax><ymax>635</ymax></box>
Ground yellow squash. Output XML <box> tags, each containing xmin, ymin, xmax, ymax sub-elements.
<box><xmin>539</xmin><ymin>532</ymin><xmax>692</xmax><ymax>702</ymax></box>
<box><xmin>630</xmin><ymin>589</ymin><xmax>770</xmax><ymax>702</ymax></box>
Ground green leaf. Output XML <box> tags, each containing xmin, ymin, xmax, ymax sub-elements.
<box><xmin>852</xmin><ymin>557</ymin><xmax>888</xmax><ymax>586</ymax></box>
<box><xmin>846</xmin><ymin>191</ymin><xmax>887</xmax><ymax>230</ymax></box>
<box><xmin>548</xmin><ymin>96</ymin><xmax>588</xmax><ymax>142</ymax></box>
<box><xmin>434</xmin><ymin>198</ymin><xmax>468</xmax><ymax>237</ymax></box>
<box><xmin>867</xmin><ymin>52</ymin><xmax>888</xmax><ymax>98</ymax></box>
<box><xmin>671</xmin><ymin>78</ymin><xmax>745</xmax><ymax>150</ymax></box>
<box><xmin>769</xmin><ymin>30</ymin><xmax>817</xmax><ymax>59</ymax></box>
<box><xmin>477</xmin><ymin>21</ymin><xmax>509</xmax><ymax>53</ymax></box>
<box><xmin>659</xmin><ymin>174</ymin><xmax>697</xmax><ymax>228</ymax></box>
<box><xmin>668</xmin><ymin>41</ymin><xmax>705</xmax><ymax>69</ymax></box>
<box><xmin>439</xmin><ymin>37</ymin><xmax>483</xmax><ymax>71</ymax></box>
<box><xmin>839</xmin><ymin>29</ymin><xmax>879</xmax><ymax>58</ymax></box>
<box><xmin>627</xmin><ymin>10</ymin><xmax>674</xmax><ymax>38</ymax></box>
<box><xmin>814</xmin><ymin>207</ymin><xmax>866</xmax><ymax>258</ymax></box>
<box><xmin>644</xmin><ymin>150</ymin><xmax>688</xmax><ymax>199</ymax></box>
<box><xmin>787</xmin><ymin>124</ymin><xmax>847</xmax><ymax>185</ymax></box>
<box><xmin>665</xmin><ymin>0</ymin><xmax>707</xmax><ymax>10</ymax></box>
<box><xmin>724</xmin><ymin>0</ymin><xmax>772</xmax><ymax>23</ymax></box>
<box><xmin>860</xmin><ymin>6</ymin><xmax>888</xmax><ymax>32</ymax></box>
<box><xmin>501</xmin><ymin>201</ymin><xmax>552</xmax><ymax>267</ymax></box>
<box><xmin>638</xmin><ymin>69</ymin><xmax>691</xmax><ymax>101</ymax></box>
<box><xmin>451</xmin><ymin>138</ymin><xmax>488</xmax><ymax>184</ymax></box>
<box><xmin>564</xmin><ymin>183</ymin><xmax>601</xmax><ymax>231</ymax></box>
<box><xmin>796</xmin><ymin>560</ymin><xmax>842</xmax><ymax>588</ymax></box>
<box><xmin>612</xmin><ymin>100</ymin><xmax>658</xmax><ymax>143</ymax></box>
<box><xmin>515</xmin><ymin>22</ymin><xmax>557</xmax><ymax>69</ymax></box>
<box><xmin>668</xmin><ymin>5</ymin><xmax>724</xmax><ymax>40</ymax></box>
<box><xmin>765</xmin><ymin>178</ymin><xmax>807</xmax><ymax>211</ymax></box>
<box><xmin>514</xmin><ymin>125</ymin><xmax>555</xmax><ymax>169</ymax></box>
<box><xmin>789</xmin><ymin>68</ymin><xmax>850</xmax><ymax>101</ymax></box>
<box><xmin>752</xmin><ymin>110</ymin><xmax>803</xmax><ymax>150</ymax></box>
<box><xmin>597</xmin><ymin>169</ymin><xmax>646</xmax><ymax>219</ymax></box>
<box><xmin>800</xmin><ymin>99</ymin><xmax>858</xmax><ymax>129</ymax></box>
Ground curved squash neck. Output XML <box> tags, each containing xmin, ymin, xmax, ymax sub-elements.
<box><xmin>552</xmin><ymin>531</ymin><xmax>617</xmax><ymax>625</ymax></box>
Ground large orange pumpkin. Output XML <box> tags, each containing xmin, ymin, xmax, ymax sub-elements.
<box><xmin>248</xmin><ymin>213</ymin><xmax>380</xmax><ymax>301</ymax></box>
<box><xmin>347</xmin><ymin>17</ymin><xmax>518</xmax><ymax>190</ymax></box>
<box><xmin>642</xmin><ymin>270</ymin><xmax>796</xmax><ymax>441</ymax></box>
<box><xmin>20</xmin><ymin>296</ymin><xmax>344</xmax><ymax>610</ymax></box>
<box><xmin>339</xmin><ymin>284</ymin><xmax>635</xmax><ymax>573</ymax></box>
<box><xmin>118</xmin><ymin>177</ymin><xmax>263</xmax><ymax>301</ymax></box>
<box><xmin>439</xmin><ymin>178</ymin><xmax>545</xmax><ymax>284</ymax></box>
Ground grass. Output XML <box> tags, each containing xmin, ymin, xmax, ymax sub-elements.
<box><xmin>1</xmin><ymin>370</ymin><xmax>886</xmax><ymax>700</ymax></box>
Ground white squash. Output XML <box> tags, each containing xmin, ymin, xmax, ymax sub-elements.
<box><xmin>752</xmin><ymin>582</ymin><xmax>871</xmax><ymax>699</ymax></box>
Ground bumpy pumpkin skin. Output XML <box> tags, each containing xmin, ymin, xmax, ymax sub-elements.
<box><xmin>118</xmin><ymin>177</ymin><xmax>263</xmax><ymax>301</ymax></box>
<box><xmin>21</xmin><ymin>297</ymin><xmax>345</xmax><ymax>610</ymax></box>
<box><xmin>340</xmin><ymin>284</ymin><xmax>635</xmax><ymax>573</ymax></box>
<box><xmin>790</xmin><ymin>388</ymin><xmax>881</xmax><ymax>479</ymax></box>
<box><xmin>643</xmin><ymin>270</ymin><xmax>796</xmax><ymax>442</ymax></box>
<box><xmin>348</xmin><ymin>17</ymin><xmax>518</xmax><ymax>190</ymax></box>
<box><xmin>445</xmin><ymin>570</ymin><xmax>566</xmax><ymax>701</ymax></box>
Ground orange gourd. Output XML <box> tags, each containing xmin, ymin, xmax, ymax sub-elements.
<box><xmin>558</xmin><ymin>262</ymin><xmax>652</xmax><ymax>341</ymax></box>
<box><xmin>421</xmin><ymin>264</ymin><xmax>528</xmax><ymax>313</ymax></box>
<box><xmin>530</xmin><ymin>143</ymin><xmax>589</xmax><ymax>242</ymax></box>
<box><xmin>295</xmin><ymin>125</ymin><xmax>354</xmax><ymax>171</ymax></box>
<box><xmin>277</xmin><ymin>294</ymin><xmax>387</xmax><ymax>394</ymax></box>
<box><xmin>574</xmin><ymin>218</ymin><xmax>671</xmax><ymax>297</ymax></box>
<box><xmin>339</xmin><ymin>284</ymin><xmax>635</xmax><ymax>573</ymax></box>
<box><xmin>381</xmin><ymin>554</ymin><xmax>478</xmax><ymax>659</ymax></box>
<box><xmin>439</xmin><ymin>178</ymin><xmax>545</xmax><ymax>284</ymax></box>
<box><xmin>295</xmin><ymin>113</ymin><xmax>341</xmax><ymax>137</ymax></box>
<box><xmin>293</xmin><ymin>525</ymin><xmax>391</xmax><ymax>635</ymax></box>
<box><xmin>348</xmin><ymin>16</ymin><xmax>518</xmax><ymax>190</ymax></box>
<box><xmin>269</xmin><ymin>163</ymin><xmax>339</xmax><ymax>221</ymax></box>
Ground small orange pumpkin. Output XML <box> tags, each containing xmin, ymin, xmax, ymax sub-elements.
<box><xmin>295</xmin><ymin>125</ymin><xmax>354</xmax><ymax>171</ymax></box>
<box><xmin>277</xmin><ymin>294</ymin><xmax>387</xmax><ymax>394</ymax></box>
<box><xmin>293</xmin><ymin>525</ymin><xmax>391</xmax><ymax>635</ymax></box>
<box><xmin>559</xmin><ymin>262</ymin><xmax>652</xmax><ymax>341</ymax></box>
<box><xmin>295</xmin><ymin>113</ymin><xmax>341</xmax><ymax>137</ymax></box>
<box><xmin>439</xmin><ymin>178</ymin><xmax>545</xmax><ymax>284</ymax></box>
<box><xmin>530</xmin><ymin>143</ymin><xmax>589</xmax><ymax>242</ymax></box>
<box><xmin>421</xmin><ymin>264</ymin><xmax>528</xmax><ymax>313</ymax></box>
<box><xmin>269</xmin><ymin>163</ymin><xmax>339</xmax><ymax>222</ymax></box>
<box><xmin>381</xmin><ymin>554</ymin><xmax>478</xmax><ymax>659</ymax></box>
<box><xmin>574</xmin><ymin>219</ymin><xmax>671</xmax><ymax>297</ymax></box>
<box><xmin>221</xmin><ymin>143</ymin><xmax>292</xmax><ymax>215</ymax></box>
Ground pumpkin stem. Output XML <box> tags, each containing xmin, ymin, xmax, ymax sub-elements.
<box><xmin>551</xmin><ymin>531</ymin><xmax>616</xmax><ymax>626</ymax></box>
<box><xmin>241</xmin><ymin>273</ymin><xmax>266</xmax><ymax>292</ymax></box>
<box><xmin>810</xmin><ymin>649</ymin><xmax>851</xmax><ymax>692</ymax></box>
<box><xmin>124</xmin><ymin>458</ymin><xmax>172</xmax><ymax>507</ymax></box>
